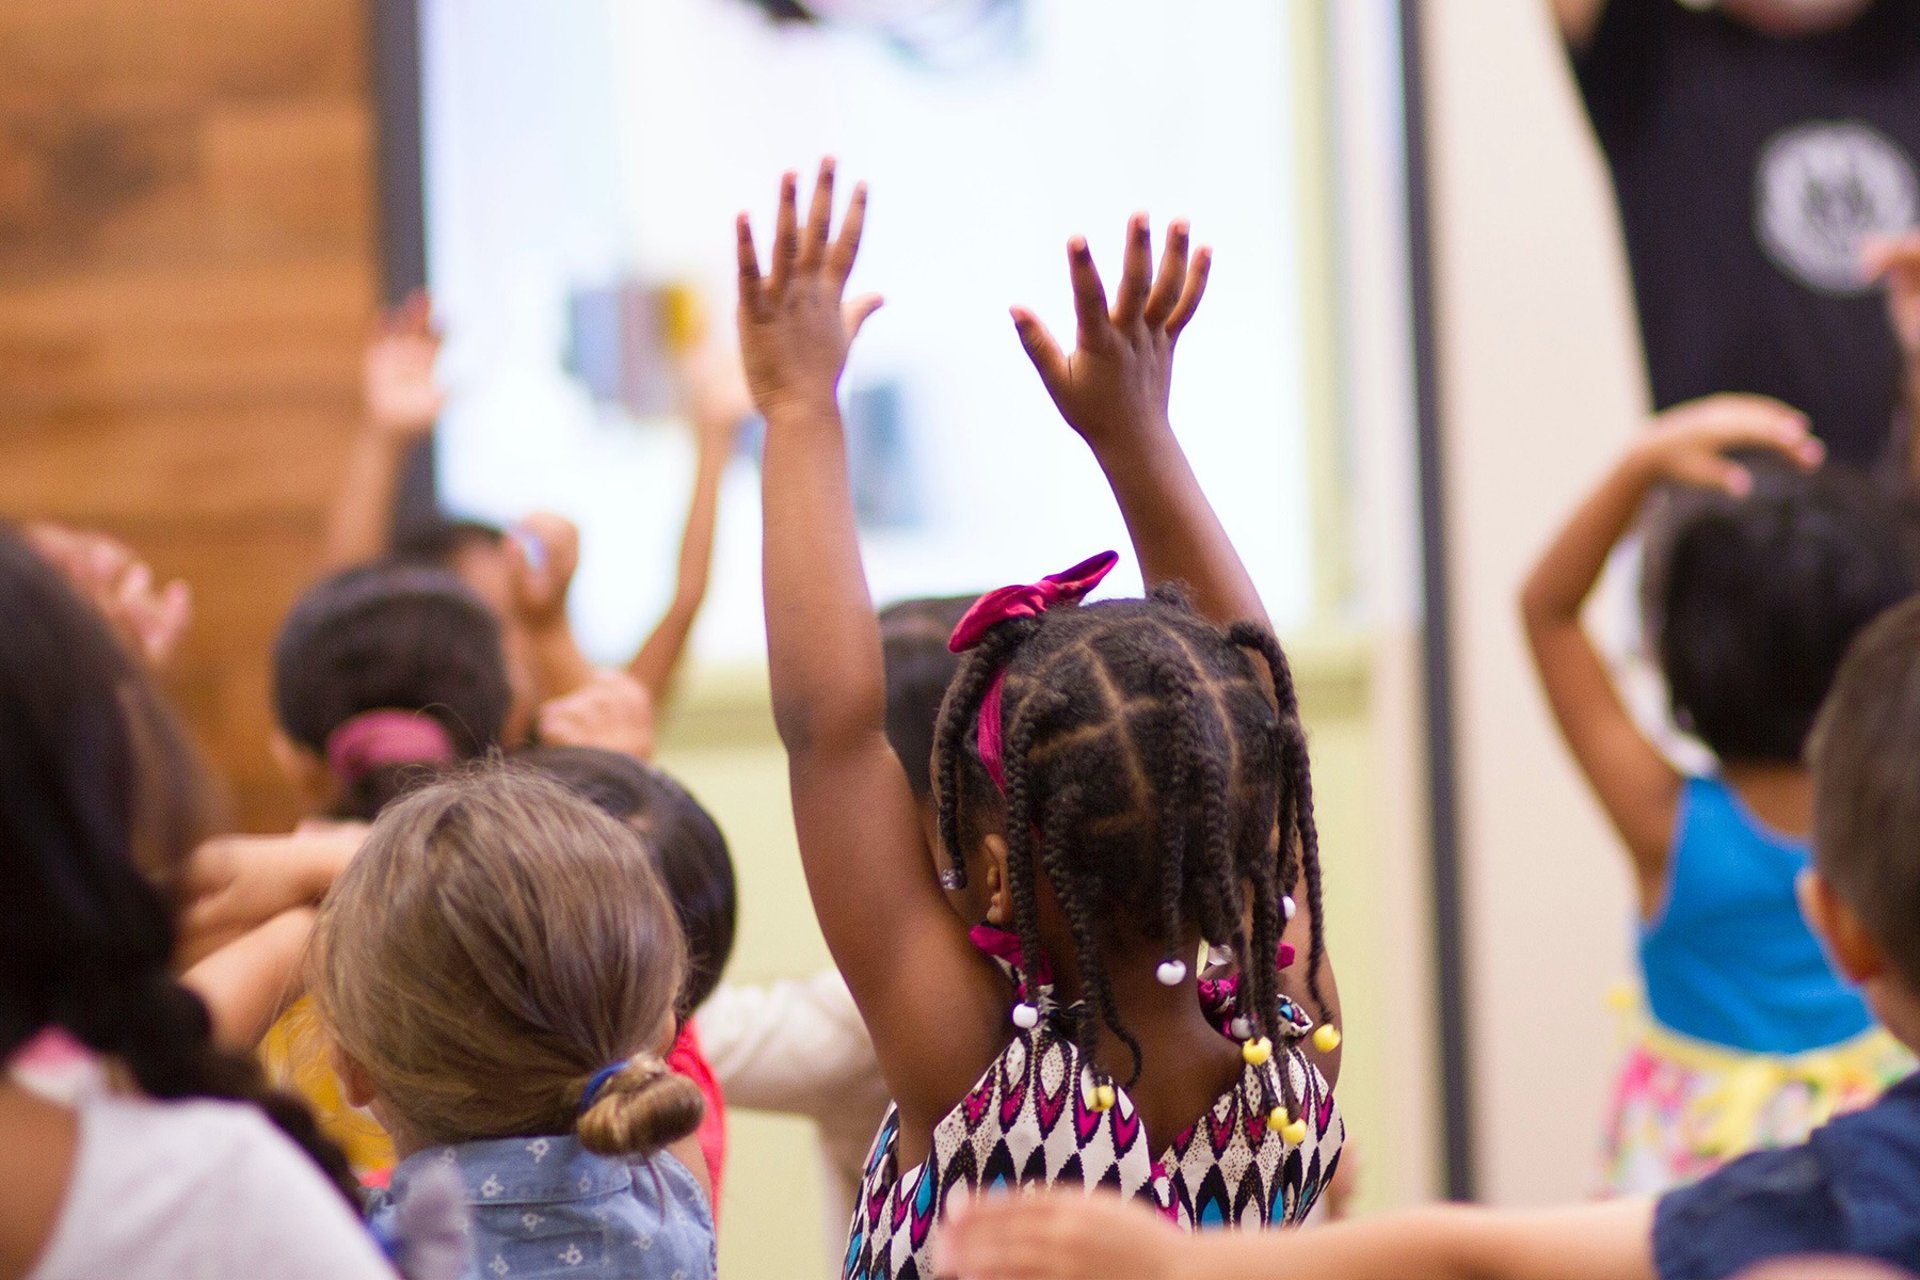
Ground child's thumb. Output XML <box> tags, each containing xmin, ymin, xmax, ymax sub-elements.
<box><xmin>845</xmin><ymin>293</ymin><xmax>885</xmax><ymax>337</ymax></box>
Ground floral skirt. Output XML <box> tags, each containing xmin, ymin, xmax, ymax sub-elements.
<box><xmin>1602</xmin><ymin>1012</ymin><xmax>1913</xmax><ymax>1196</ymax></box>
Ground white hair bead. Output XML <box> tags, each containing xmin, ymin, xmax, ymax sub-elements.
<box><xmin>1012</xmin><ymin>1002</ymin><xmax>1040</xmax><ymax>1030</ymax></box>
<box><xmin>1282</xmin><ymin>895</ymin><xmax>1297</xmax><ymax>922</ymax></box>
<box><xmin>1230</xmin><ymin>1016</ymin><xmax>1253</xmax><ymax>1041</ymax></box>
<box><xmin>1155</xmin><ymin>959</ymin><xmax>1188</xmax><ymax>986</ymax></box>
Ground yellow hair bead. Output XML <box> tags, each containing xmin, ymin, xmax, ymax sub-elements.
<box><xmin>1265</xmin><ymin>1106</ymin><xmax>1290</xmax><ymax>1134</ymax></box>
<box><xmin>1242</xmin><ymin>1036</ymin><xmax>1273</xmax><ymax>1067</ymax></box>
<box><xmin>1313</xmin><ymin>1024</ymin><xmax>1343</xmax><ymax>1054</ymax></box>
<box><xmin>1281</xmin><ymin>1117</ymin><xmax>1309</xmax><ymax>1145</ymax></box>
<box><xmin>1091</xmin><ymin>1083</ymin><xmax>1116</xmax><ymax>1112</ymax></box>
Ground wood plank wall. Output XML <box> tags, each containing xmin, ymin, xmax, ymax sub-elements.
<box><xmin>0</xmin><ymin>0</ymin><xmax>378</xmax><ymax>831</ymax></box>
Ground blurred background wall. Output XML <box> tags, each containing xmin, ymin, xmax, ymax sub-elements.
<box><xmin>0</xmin><ymin>0</ymin><xmax>378</xmax><ymax>832</ymax></box>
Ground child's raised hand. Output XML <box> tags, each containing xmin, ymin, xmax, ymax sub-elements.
<box><xmin>536</xmin><ymin>670</ymin><xmax>656</xmax><ymax>761</ymax></box>
<box><xmin>1011</xmin><ymin>214</ymin><xmax>1211</xmax><ymax>450</ymax></box>
<box><xmin>736</xmin><ymin>158</ymin><xmax>883</xmax><ymax>418</ymax></box>
<box><xmin>364</xmin><ymin>289</ymin><xmax>446</xmax><ymax>440</ymax></box>
<box><xmin>505</xmin><ymin>512</ymin><xmax>581</xmax><ymax>633</ymax></box>
<box><xmin>1863</xmin><ymin>233</ymin><xmax>1920</xmax><ymax>358</ymax></box>
<box><xmin>1633</xmin><ymin>393</ymin><xmax>1823</xmax><ymax>497</ymax></box>
<box><xmin>934</xmin><ymin>1193</ymin><xmax>1181</xmax><ymax>1280</ymax></box>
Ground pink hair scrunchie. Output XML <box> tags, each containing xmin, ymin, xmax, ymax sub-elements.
<box><xmin>324</xmin><ymin>709</ymin><xmax>456</xmax><ymax>785</ymax></box>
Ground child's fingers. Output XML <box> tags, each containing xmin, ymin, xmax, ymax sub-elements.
<box><xmin>767</xmin><ymin>171</ymin><xmax>801</xmax><ymax>296</ymax></box>
<box><xmin>1142</xmin><ymin>220</ymin><xmax>1191</xmax><ymax>329</ymax></box>
<box><xmin>800</xmin><ymin>157</ymin><xmax>836</xmax><ymax>271</ymax></box>
<box><xmin>1010</xmin><ymin>307</ymin><xmax>1069</xmax><ymax>389</ymax></box>
<box><xmin>829</xmin><ymin>182</ymin><xmax>868</xmax><ymax>284</ymax></box>
<box><xmin>844</xmin><ymin>293</ymin><xmax>886</xmax><ymax>340</ymax></box>
<box><xmin>1111</xmin><ymin>213</ymin><xmax>1153</xmax><ymax>327</ymax></box>
<box><xmin>1165</xmin><ymin>246</ymin><xmax>1213</xmax><ymax>339</ymax></box>
<box><xmin>1067</xmin><ymin>237</ymin><xmax>1111</xmax><ymax>339</ymax></box>
<box><xmin>736</xmin><ymin>214</ymin><xmax>765</xmax><ymax>309</ymax></box>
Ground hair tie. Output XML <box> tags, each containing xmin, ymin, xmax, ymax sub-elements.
<box><xmin>324</xmin><ymin>710</ymin><xmax>456</xmax><ymax>786</ymax></box>
<box><xmin>949</xmin><ymin>551</ymin><xmax>1118</xmax><ymax>794</ymax></box>
<box><xmin>576</xmin><ymin>1061</ymin><xmax>628</xmax><ymax>1114</ymax></box>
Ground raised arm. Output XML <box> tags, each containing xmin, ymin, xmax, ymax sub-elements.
<box><xmin>1518</xmin><ymin>395</ymin><xmax>1820</xmax><ymax>907</ymax></box>
<box><xmin>744</xmin><ymin>161</ymin><xmax>1010</xmax><ymax>1122</ymax></box>
<box><xmin>504</xmin><ymin>512</ymin><xmax>600</xmax><ymax>702</ymax></box>
<box><xmin>937</xmin><ymin>1189</ymin><xmax>1656</xmax><ymax>1280</ymax></box>
<box><xmin>1553</xmin><ymin>0</ymin><xmax>1611</xmax><ymax>49</ymax></box>
<box><xmin>627</xmin><ymin>344</ymin><xmax>749</xmax><ymax>706</ymax></box>
<box><xmin>1862</xmin><ymin>234</ymin><xmax>1920</xmax><ymax>486</ymax></box>
<box><xmin>1010</xmin><ymin>217</ymin><xmax>1263</xmax><ymax>630</ymax></box>
<box><xmin>322</xmin><ymin>291</ymin><xmax>443</xmax><ymax>572</ymax></box>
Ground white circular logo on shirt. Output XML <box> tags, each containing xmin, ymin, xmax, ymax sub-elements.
<box><xmin>1754</xmin><ymin>120</ymin><xmax>1919</xmax><ymax>295</ymax></box>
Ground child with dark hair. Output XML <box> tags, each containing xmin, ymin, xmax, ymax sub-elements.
<box><xmin>271</xmin><ymin>562</ymin><xmax>514</xmax><ymax>822</ymax></box>
<box><xmin>515</xmin><ymin>745</ymin><xmax>737</xmax><ymax>1199</ymax></box>
<box><xmin>1519</xmin><ymin>397</ymin><xmax>1917</xmax><ymax>1193</ymax></box>
<box><xmin>942</xmin><ymin>590</ymin><xmax>1920</xmax><ymax>1280</ymax></box>
<box><xmin>266</xmin><ymin>560</ymin><xmax>517</xmax><ymax>1178</ymax></box>
<box><xmin>0</xmin><ymin>523</ymin><xmax>400</xmax><ymax>1279</ymax></box>
<box><xmin>878</xmin><ymin>594</ymin><xmax>976</xmax><ymax>805</ymax></box>
<box><xmin>744</xmin><ymin>161</ymin><xmax>1340</xmax><ymax>1279</ymax></box>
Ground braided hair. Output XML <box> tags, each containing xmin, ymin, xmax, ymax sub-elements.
<box><xmin>933</xmin><ymin>586</ymin><xmax>1326</xmax><ymax>1122</ymax></box>
<box><xmin>0</xmin><ymin>524</ymin><xmax>358</xmax><ymax>1205</ymax></box>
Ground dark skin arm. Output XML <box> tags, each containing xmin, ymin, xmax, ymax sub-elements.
<box><xmin>1012</xmin><ymin>217</ymin><xmax>1341</xmax><ymax>1082</ymax></box>
<box><xmin>1518</xmin><ymin>395</ymin><xmax>1821</xmax><ymax>915</ymax></box>
<box><xmin>744</xmin><ymin>160</ymin><xmax>1014</xmax><ymax>1152</ymax></box>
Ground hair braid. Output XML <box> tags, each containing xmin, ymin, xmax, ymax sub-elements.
<box><xmin>1000</xmin><ymin>687</ymin><xmax>1062</xmax><ymax>1005</ymax></box>
<box><xmin>1039</xmin><ymin>782</ymin><xmax>1142</xmax><ymax>1088</ymax></box>
<box><xmin>934</xmin><ymin>619</ymin><xmax>1039</xmax><ymax>889</ymax></box>
<box><xmin>1228</xmin><ymin>622</ymin><xmax>1330</xmax><ymax>1022</ymax></box>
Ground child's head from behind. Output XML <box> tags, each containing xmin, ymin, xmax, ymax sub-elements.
<box><xmin>1809</xmin><ymin>596</ymin><xmax>1920</xmax><ymax>1032</ymax></box>
<box><xmin>272</xmin><ymin>562</ymin><xmax>512</xmax><ymax>820</ymax></box>
<box><xmin>1652</xmin><ymin>463</ymin><xmax>1914</xmax><ymax>765</ymax></box>
<box><xmin>516</xmin><ymin>745</ymin><xmax>737</xmax><ymax>1013</ymax></box>
<box><xmin>935</xmin><ymin>577</ymin><xmax>1321</xmax><ymax>1090</ymax></box>
<box><xmin>880</xmin><ymin>594</ymin><xmax>976</xmax><ymax>806</ymax></box>
<box><xmin>308</xmin><ymin>765</ymin><xmax>703</xmax><ymax>1157</ymax></box>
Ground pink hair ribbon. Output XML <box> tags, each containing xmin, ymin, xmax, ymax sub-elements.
<box><xmin>948</xmin><ymin>551</ymin><xmax>1119</xmax><ymax>793</ymax></box>
<box><xmin>324</xmin><ymin>709</ymin><xmax>456</xmax><ymax>785</ymax></box>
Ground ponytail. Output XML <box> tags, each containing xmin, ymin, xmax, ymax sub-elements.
<box><xmin>575</xmin><ymin>1051</ymin><xmax>705</xmax><ymax>1159</ymax></box>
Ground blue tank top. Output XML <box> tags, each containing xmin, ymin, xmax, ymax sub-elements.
<box><xmin>1639</xmin><ymin>776</ymin><xmax>1873</xmax><ymax>1055</ymax></box>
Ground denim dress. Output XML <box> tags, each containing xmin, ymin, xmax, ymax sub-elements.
<box><xmin>369</xmin><ymin>1135</ymin><xmax>716</xmax><ymax>1280</ymax></box>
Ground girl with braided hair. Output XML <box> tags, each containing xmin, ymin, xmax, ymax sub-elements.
<box><xmin>744</xmin><ymin>160</ymin><xmax>1342</xmax><ymax>1280</ymax></box>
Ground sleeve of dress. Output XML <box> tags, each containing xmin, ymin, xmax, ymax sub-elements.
<box><xmin>1650</xmin><ymin>1142</ymin><xmax>1846</xmax><ymax>1280</ymax></box>
<box><xmin>694</xmin><ymin>968</ymin><xmax>884</xmax><ymax>1118</ymax></box>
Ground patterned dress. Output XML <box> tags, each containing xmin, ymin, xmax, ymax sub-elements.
<box><xmin>843</xmin><ymin>994</ymin><xmax>1341</xmax><ymax>1280</ymax></box>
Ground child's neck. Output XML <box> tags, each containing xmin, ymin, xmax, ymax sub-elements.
<box><xmin>1721</xmin><ymin>761</ymin><xmax>1814</xmax><ymax>840</ymax></box>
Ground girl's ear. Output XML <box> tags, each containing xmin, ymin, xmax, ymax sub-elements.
<box><xmin>982</xmin><ymin>833</ymin><xmax>1013</xmax><ymax>927</ymax></box>
<box><xmin>1799</xmin><ymin>870</ymin><xmax>1885</xmax><ymax>984</ymax></box>
<box><xmin>330</xmin><ymin>1042</ymin><xmax>379</xmax><ymax>1110</ymax></box>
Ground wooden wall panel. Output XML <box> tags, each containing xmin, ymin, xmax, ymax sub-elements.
<box><xmin>0</xmin><ymin>0</ymin><xmax>378</xmax><ymax>830</ymax></box>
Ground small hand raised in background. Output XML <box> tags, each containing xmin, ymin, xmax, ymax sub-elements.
<box><xmin>504</xmin><ymin>512</ymin><xmax>581</xmax><ymax>635</ymax></box>
<box><xmin>363</xmin><ymin>288</ymin><xmax>446</xmax><ymax>441</ymax></box>
<box><xmin>1863</xmin><ymin>233</ymin><xmax>1920</xmax><ymax>360</ymax></box>
<box><xmin>736</xmin><ymin>158</ymin><xmax>883</xmax><ymax>419</ymax></box>
<box><xmin>1011</xmin><ymin>213</ymin><xmax>1211</xmax><ymax>447</ymax></box>
<box><xmin>26</xmin><ymin>522</ymin><xmax>192</xmax><ymax>673</ymax></box>
<box><xmin>536</xmin><ymin>669</ymin><xmax>656</xmax><ymax>762</ymax></box>
<box><xmin>1630</xmin><ymin>393</ymin><xmax>1824</xmax><ymax>495</ymax></box>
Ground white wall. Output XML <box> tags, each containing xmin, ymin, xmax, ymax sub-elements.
<box><xmin>1422</xmin><ymin>0</ymin><xmax>1650</xmax><ymax>1204</ymax></box>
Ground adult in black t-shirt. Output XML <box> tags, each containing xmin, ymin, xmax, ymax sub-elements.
<box><xmin>1557</xmin><ymin>0</ymin><xmax>1920</xmax><ymax>466</ymax></box>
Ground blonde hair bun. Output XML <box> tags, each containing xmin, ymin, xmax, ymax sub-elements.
<box><xmin>577</xmin><ymin>1051</ymin><xmax>705</xmax><ymax>1158</ymax></box>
